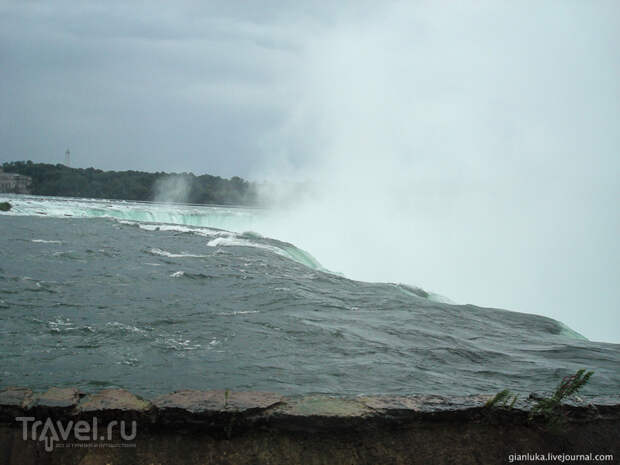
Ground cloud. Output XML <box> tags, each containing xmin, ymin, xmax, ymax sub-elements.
<box><xmin>0</xmin><ymin>0</ymin><xmax>302</xmax><ymax>175</ymax></box>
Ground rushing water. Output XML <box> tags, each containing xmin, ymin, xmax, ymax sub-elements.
<box><xmin>1</xmin><ymin>194</ymin><xmax>619</xmax><ymax>397</ymax></box>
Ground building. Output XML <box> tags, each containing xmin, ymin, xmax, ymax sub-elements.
<box><xmin>0</xmin><ymin>168</ymin><xmax>32</xmax><ymax>194</ymax></box>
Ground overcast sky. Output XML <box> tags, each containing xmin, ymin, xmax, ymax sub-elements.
<box><xmin>1</xmin><ymin>1</ymin><xmax>619</xmax><ymax>342</ymax></box>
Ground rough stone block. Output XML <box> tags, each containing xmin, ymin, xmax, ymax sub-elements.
<box><xmin>79</xmin><ymin>389</ymin><xmax>150</xmax><ymax>413</ymax></box>
<box><xmin>34</xmin><ymin>387</ymin><xmax>81</xmax><ymax>409</ymax></box>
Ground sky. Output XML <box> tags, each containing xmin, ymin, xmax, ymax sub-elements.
<box><xmin>1</xmin><ymin>1</ymin><xmax>619</xmax><ymax>342</ymax></box>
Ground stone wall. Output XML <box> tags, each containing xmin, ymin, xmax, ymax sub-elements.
<box><xmin>1</xmin><ymin>387</ymin><xmax>618</xmax><ymax>464</ymax></box>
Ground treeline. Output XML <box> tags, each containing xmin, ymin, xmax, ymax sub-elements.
<box><xmin>2</xmin><ymin>161</ymin><xmax>259</xmax><ymax>205</ymax></box>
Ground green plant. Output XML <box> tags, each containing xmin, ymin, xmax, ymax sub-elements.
<box><xmin>223</xmin><ymin>389</ymin><xmax>236</xmax><ymax>439</ymax></box>
<box><xmin>529</xmin><ymin>369</ymin><xmax>594</xmax><ymax>425</ymax></box>
<box><xmin>486</xmin><ymin>389</ymin><xmax>519</xmax><ymax>408</ymax></box>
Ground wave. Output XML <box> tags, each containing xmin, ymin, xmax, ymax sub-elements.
<box><xmin>1</xmin><ymin>195</ymin><xmax>258</xmax><ymax>231</ymax></box>
<box><xmin>6</xmin><ymin>195</ymin><xmax>443</xmax><ymax>300</ymax></box>
<box><xmin>169</xmin><ymin>270</ymin><xmax>215</xmax><ymax>280</ymax></box>
<box><xmin>148</xmin><ymin>248</ymin><xmax>208</xmax><ymax>259</ymax></box>
<box><xmin>206</xmin><ymin>235</ymin><xmax>327</xmax><ymax>272</ymax></box>
<box><xmin>120</xmin><ymin>220</ymin><xmax>229</xmax><ymax>238</ymax></box>
<box><xmin>2</xmin><ymin>194</ymin><xmax>593</xmax><ymax>349</ymax></box>
<box><xmin>0</xmin><ymin>196</ymin><xmax>326</xmax><ymax>273</ymax></box>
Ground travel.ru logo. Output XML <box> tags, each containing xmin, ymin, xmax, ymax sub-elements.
<box><xmin>16</xmin><ymin>416</ymin><xmax>137</xmax><ymax>452</ymax></box>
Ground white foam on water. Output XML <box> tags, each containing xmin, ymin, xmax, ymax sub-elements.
<box><xmin>127</xmin><ymin>221</ymin><xmax>227</xmax><ymax>237</ymax></box>
<box><xmin>6</xmin><ymin>194</ymin><xmax>326</xmax><ymax>272</ymax></box>
<box><xmin>149</xmin><ymin>248</ymin><xmax>208</xmax><ymax>259</ymax></box>
<box><xmin>428</xmin><ymin>293</ymin><xmax>455</xmax><ymax>304</ymax></box>
<box><xmin>158</xmin><ymin>337</ymin><xmax>201</xmax><ymax>351</ymax></box>
<box><xmin>216</xmin><ymin>310</ymin><xmax>260</xmax><ymax>316</ymax></box>
<box><xmin>106</xmin><ymin>321</ymin><xmax>147</xmax><ymax>334</ymax></box>
<box><xmin>5</xmin><ymin>195</ymin><xmax>425</xmax><ymax>298</ymax></box>
<box><xmin>207</xmin><ymin>236</ymin><xmax>279</xmax><ymax>253</ymax></box>
<box><xmin>31</xmin><ymin>239</ymin><xmax>62</xmax><ymax>244</ymax></box>
<box><xmin>2</xmin><ymin>195</ymin><xmax>261</xmax><ymax>232</ymax></box>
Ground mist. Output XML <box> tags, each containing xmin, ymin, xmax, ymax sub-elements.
<box><xmin>254</xmin><ymin>1</ymin><xmax>620</xmax><ymax>343</ymax></box>
<box><xmin>153</xmin><ymin>175</ymin><xmax>192</xmax><ymax>204</ymax></box>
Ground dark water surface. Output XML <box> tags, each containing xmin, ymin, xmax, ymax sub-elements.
<box><xmin>1</xmin><ymin>196</ymin><xmax>619</xmax><ymax>397</ymax></box>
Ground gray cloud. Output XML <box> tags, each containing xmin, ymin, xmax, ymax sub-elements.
<box><xmin>0</xmin><ymin>0</ymin><xmax>309</xmax><ymax>175</ymax></box>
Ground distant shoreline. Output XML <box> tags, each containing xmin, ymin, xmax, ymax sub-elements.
<box><xmin>1</xmin><ymin>161</ymin><xmax>259</xmax><ymax>206</ymax></box>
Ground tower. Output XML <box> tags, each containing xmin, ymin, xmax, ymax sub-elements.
<box><xmin>64</xmin><ymin>149</ymin><xmax>71</xmax><ymax>167</ymax></box>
